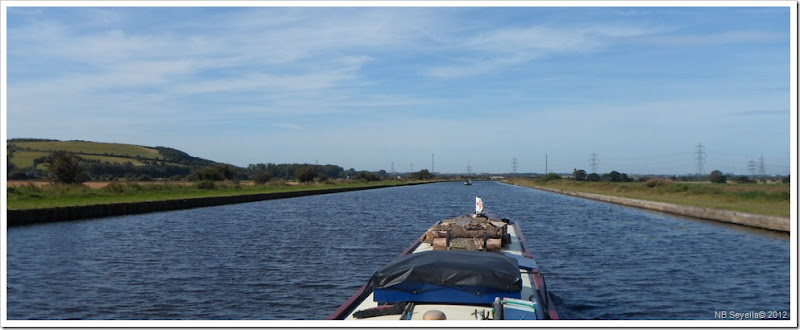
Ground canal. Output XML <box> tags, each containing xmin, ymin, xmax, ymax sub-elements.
<box><xmin>6</xmin><ymin>181</ymin><xmax>790</xmax><ymax>320</ymax></box>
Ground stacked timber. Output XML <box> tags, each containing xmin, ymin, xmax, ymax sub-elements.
<box><xmin>421</xmin><ymin>214</ymin><xmax>510</xmax><ymax>252</ymax></box>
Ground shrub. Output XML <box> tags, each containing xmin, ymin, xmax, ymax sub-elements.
<box><xmin>708</xmin><ymin>170</ymin><xmax>727</xmax><ymax>184</ymax></box>
<box><xmin>194</xmin><ymin>165</ymin><xmax>235</xmax><ymax>181</ymax></box>
<box><xmin>736</xmin><ymin>191</ymin><xmax>767</xmax><ymax>199</ymax></box>
<box><xmin>539</xmin><ymin>173</ymin><xmax>562</xmax><ymax>183</ymax></box>
<box><xmin>773</xmin><ymin>191</ymin><xmax>790</xmax><ymax>201</ymax></box>
<box><xmin>7</xmin><ymin>183</ymin><xmax>42</xmax><ymax>198</ymax></box>
<box><xmin>354</xmin><ymin>171</ymin><xmax>380</xmax><ymax>182</ymax></box>
<box><xmin>661</xmin><ymin>183</ymin><xmax>690</xmax><ymax>193</ymax></box>
<box><xmin>252</xmin><ymin>171</ymin><xmax>273</xmax><ymax>184</ymax></box>
<box><xmin>103</xmin><ymin>182</ymin><xmax>127</xmax><ymax>194</ymax></box>
<box><xmin>195</xmin><ymin>180</ymin><xmax>217</xmax><ymax>190</ymax></box>
<box><xmin>8</xmin><ymin>172</ymin><xmax>32</xmax><ymax>180</ymax></box>
<box><xmin>47</xmin><ymin>183</ymin><xmax>92</xmax><ymax>196</ymax></box>
<box><xmin>268</xmin><ymin>179</ymin><xmax>288</xmax><ymax>186</ymax></box>
<box><xmin>644</xmin><ymin>178</ymin><xmax>672</xmax><ymax>188</ymax></box>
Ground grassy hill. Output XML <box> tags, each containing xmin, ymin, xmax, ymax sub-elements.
<box><xmin>7</xmin><ymin>139</ymin><xmax>220</xmax><ymax>180</ymax></box>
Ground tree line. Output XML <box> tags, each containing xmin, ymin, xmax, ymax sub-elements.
<box><xmin>20</xmin><ymin>151</ymin><xmax>438</xmax><ymax>185</ymax></box>
<box><xmin>571</xmin><ymin>168</ymin><xmax>789</xmax><ymax>184</ymax></box>
<box><xmin>571</xmin><ymin>169</ymin><xmax>634</xmax><ymax>182</ymax></box>
<box><xmin>246</xmin><ymin>163</ymin><xmax>408</xmax><ymax>183</ymax></box>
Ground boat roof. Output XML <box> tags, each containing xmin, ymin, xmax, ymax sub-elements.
<box><xmin>371</xmin><ymin>250</ymin><xmax>522</xmax><ymax>295</ymax></box>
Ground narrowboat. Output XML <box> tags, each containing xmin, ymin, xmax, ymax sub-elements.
<box><xmin>327</xmin><ymin>198</ymin><xmax>559</xmax><ymax>320</ymax></box>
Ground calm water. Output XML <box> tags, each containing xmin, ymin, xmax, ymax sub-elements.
<box><xmin>6</xmin><ymin>181</ymin><xmax>790</xmax><ymax>320</ymax></box>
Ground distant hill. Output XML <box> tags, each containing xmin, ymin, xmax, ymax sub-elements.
<box><xmin>7</xmin><ymin>139</ymin><xmax>224</xmax><ymax>180</ymax></box>
<box><xmin>6</xmin><ymin>139</ymin><xmax>397</xmax><ymax>183</ymax></box>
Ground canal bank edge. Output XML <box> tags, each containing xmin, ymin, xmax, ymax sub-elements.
<box><xmin>528</xmin><ymin>186</ymin><xmax>790</xmax><ymax>233</ymax></box>
<box><xmin>6</xmin><ymin>182</ymin><xmax>431</xmax><ymax>227</ymax></box>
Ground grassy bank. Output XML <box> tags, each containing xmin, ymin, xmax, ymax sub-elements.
<box><xmin>7</xmin><ymin>180</ymin><xmax>419</xmax><ymax>210</ymax></box>
<box><xmin>506</xmin><ymin>178</ymin><xmax>790</xmax><ymax>218</ymax></box>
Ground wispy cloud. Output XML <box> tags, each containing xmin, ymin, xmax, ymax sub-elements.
<box><xmin>427</xmin><ymin>25</ymin><xmax>660</xmax><ymax>78</ymax></box>
<box><xmin>8</xmin><ymin>8</ymin><xmax>422</xmax><ymax>107</ymax></box>
<box><xmin>730</xmin><ymin>109</ymin><xmax>788</xmax><ymax>117</ymax></box>
<box><xmin>272</xmin><ymin>123</ymin><xmax>303</xmax><ymax>130</ymax></box>
<box><xmin>643</xmin><ymin>30</ymin><xmax>787</xmax><ymax>47</ymax></box>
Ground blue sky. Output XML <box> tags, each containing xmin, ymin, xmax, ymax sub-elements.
<box><xmin>4</xmin><ymin>5</ymin><xmax>793</xmax><ymax>175</ymax></box>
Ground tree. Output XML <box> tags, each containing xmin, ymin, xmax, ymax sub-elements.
<box><xmin>252</xmin><ymin>171</ymin><xmax>273</xmax><ymax>184</ymax></box>
<box><xmin>573</xmin><ymin>169</ymin><xmax>587</xmax><ymax>181</ymax></box>
<box><xmin>354</xmin><ymin>171</ymin><xmax>379</xmax><ymax>182</ymax></box>
<box><xmin>341</xmin><ymin>168</ymin><xmax>357</xmax><ymax>179</ymax></box>
<box><xmin>32</xmin><ymin>156</ymin><xmax>48</xmax><ymax>169</ymax></box>
<box><xmin>586</xmin><ymin>173</ymin><xmax>601</xmax><ymax>182</ymax></box>
<box><xmin>601</xmin><ymin>170</ymin><xmax>632</xmax><ymax>182</ymax></box>
<box><xmin>708</xmin><ymin>170</ymin><xmax>727</xmax><ymax>184</ymax></box>
<box><xmin>44</xmin><ymin>151</ymin><xmax>87</xmax><ymax>184</ymax></box>
<box><xmin>295</xmin><ymin>166</ymin><xmax>317</xmax><ymax>182</ymax></box>
<box><xmin>602</xmin><ymin>171</ymin><xmax>622</xmax><ymax>182</ymax></box>
<box><xmin>194</xmin><ymin>165</ymin><xmax>235</xmax><ymax>181</ymax></box>
<box><xmin>408</xmin><ymin>169</ymin><xmax>435</xmax><ymax>180</ymax></box>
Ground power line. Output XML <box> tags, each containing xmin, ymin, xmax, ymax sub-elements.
<box><xmin>512</xmin><ymin>157</ymin><xmax>517</xmax><ymax>174</ymax></box>
<box><xmin>589</xmin><ymin>153</ymin><xmax>599</xmax><ymax>174</ymax></box>
<box><xmin>747</xmin><ymin>160</ymin><xmax>757</xmax><ymax>176</ymax></box>
<box><xmin>695</xmin><ymin>143</ymin><xmax>706</xmax><ymax>176</ymax></box>
<box><xmin>758</xmin><ymin>154</ymin><xmax>766</xmax><ymax>177</ymax></box>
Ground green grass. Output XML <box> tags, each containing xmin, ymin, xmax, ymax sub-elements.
<box><xmin>12</xmin><ymin>141</ymin><xmax>161</xmax><ymax>159</ymax></box>
<box><xmin>6</xmin><ymin>180</ymin><xmax>414</xmax><ymax>210</ymax></box>
<box><xmin>507</xmin><ymin>178</ymin><xmax>790</xmax><ymax>218</ymax></box>
<box><xmin>8</xmin><ymin>151</ymin><xmax>51</xmax><ymax>169</ymax></box>
<box><xmin>9</xmin><ymin>141</ymin><xmax>191</xmax><ymax>169</ymax></box>
<box><xmin>10</xmin><ymin>150</ymin><xmax>187</xmax><ymax>169</ymax></box>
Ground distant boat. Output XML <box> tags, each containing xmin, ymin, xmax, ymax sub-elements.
<box><xmin>464</xmin><ymin>179</ymin><xmax>472</xmax><ymax>185</ymax></box>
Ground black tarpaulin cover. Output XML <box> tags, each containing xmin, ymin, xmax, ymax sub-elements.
<box><xmin>371</xmin><ymin>250</ymin><xmax>522</xmax><ymax>293</ymax></box>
